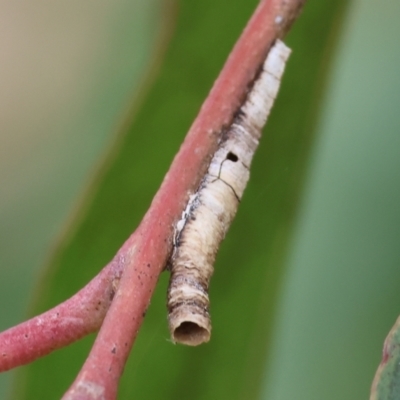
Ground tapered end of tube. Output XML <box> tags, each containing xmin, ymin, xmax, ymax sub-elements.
<box><xmin>168</xmin><ymin>303</ymin><xmax>211</xmax><ymax>346</ymax></box>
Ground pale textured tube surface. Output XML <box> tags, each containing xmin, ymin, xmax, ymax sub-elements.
<box><xmin>167</xmin><ymin>40</ymin><xmax>291</xmax><ymax>346</ymax></box>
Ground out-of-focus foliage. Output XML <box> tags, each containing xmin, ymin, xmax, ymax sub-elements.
<box><xmin>2</xmin><ymin>0</ymin><xmax>399</xmax><ymax>399</ymax></box>
<box><xmin>262</xmin><ymin>2</ymin><xmax>400</xmax><ymax>399</ymax></box>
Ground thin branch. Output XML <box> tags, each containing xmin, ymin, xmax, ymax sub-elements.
<box><xmin>0</xmin><ymin>255</ymin><xmax>125</xmax><ymax>372</ymax></box>
<box><xmin>62</xmin><ymin>1</ymin><xmax>306</xmax><ymax>399</ymax></box>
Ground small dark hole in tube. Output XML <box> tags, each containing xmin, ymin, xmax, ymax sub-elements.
<box><xmin>226</xmin><ymin>152</ymin><xmax>238</xmax><ymax>162</ymax></box>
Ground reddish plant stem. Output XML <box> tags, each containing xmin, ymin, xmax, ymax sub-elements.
<box><xmin>62</xmin><ymin>1</ymin><xmax>306</xmax><ymax>399</ymax></box>
<box><xmin>0</xmin><ymin>251</ymin><xmax>127</xmax><ymax>372</ymax></box>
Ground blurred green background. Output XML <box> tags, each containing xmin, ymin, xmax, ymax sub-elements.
<box><xmin>0</xmin><ymin>0</ymin><xmax>399</xmax><ymax>399</ymax></box>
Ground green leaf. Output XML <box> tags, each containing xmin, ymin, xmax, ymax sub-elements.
<box><xmin>9</xmin><ymin>1</ymin><xmax>348</xmax><ymax>399</ymax></box>
<box><xmin>261</xmin><ymin>2</ymin><xmax>400</xmax><ymax>399</ymax></box>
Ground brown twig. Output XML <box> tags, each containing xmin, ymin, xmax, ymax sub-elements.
<box><xmin>61</xmin><ymin>1</ymin><xmax>306</xmax><ymax>399</ymax></box>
